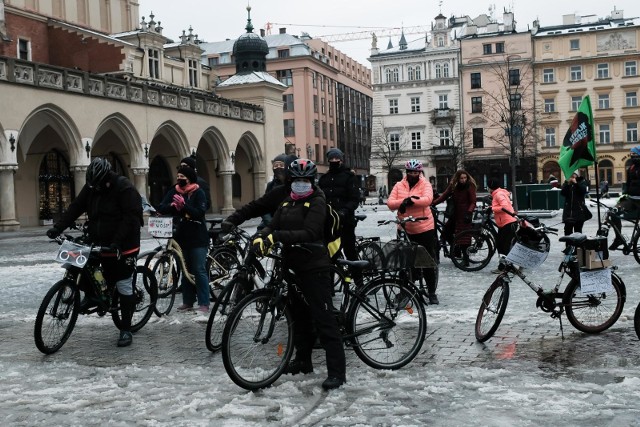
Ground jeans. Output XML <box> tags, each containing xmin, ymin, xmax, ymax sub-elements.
<box><xmin>182</xmin><ymin>246</ymin><xmax>210</xmax><ymax>307</ymax></box>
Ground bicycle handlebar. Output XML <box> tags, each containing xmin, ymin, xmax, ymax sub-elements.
<box><xmin>377</xmin><ymin>216</ymin><xmax>429</xmax><ymax>226</ymax></box>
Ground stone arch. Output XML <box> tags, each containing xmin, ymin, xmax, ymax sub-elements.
<box><xmin>197</xmin><ymin>126</ymin><xmax>231</xmax><ymax>212</ymax></box>
<box><xmin>153</xmin><ymin>121</ymin><xmax>190</xmax><ymax>158</ymax></box>
<box><xmin>93</xmin><ymin>113</ymin><xmax>143</xmax><ymax>168</ymax></box>
<box><xmin>542</xmin><ymin>160</ymin><xmax>561</xmax><ymax>182</ymax></box>
<box><xmin>229</xmin><ymin>131</ymin><xmax>264</xmax><ymax>206</ymax></box>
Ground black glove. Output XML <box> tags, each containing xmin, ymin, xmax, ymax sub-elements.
<box><xmin>109</xmin><ymin>243</ymin><xmax>121</xmax><ymax>258</ymax></box>
<box><xmin>220</xmin><ymin>219</ymin><xmax>236</xmax><ymax>234</ymax></box>
<box><xmin>464</xmin><ymin>212</ymin><xmax>473</xmax><ymax>224</ymax></box>
<box><xmin>398</xmin><ymin>201</ymin><xmax>408</xmax><ymax>214</ymax></box>
<box><xmin>46</xmin><ymin>227</ymin><xmax>61</xmax><ymax>239</ymax></box>
<box><xmin>403</xmin><ymin>197</ymin><xmax>415</xmax><ymax>206</ymax></box>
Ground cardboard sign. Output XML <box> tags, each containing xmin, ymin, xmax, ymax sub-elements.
<box><xmin>579</xmin><ymin>268</ymin><xmax>613</xmax><ymax>294</ymax></box>
<box><xmin>505</xmin><ymin>243</ymin><xmax>548</xmax><ymax>269</ymax></box>
<box><xmin>148</xmin><ymin>217</ymin><xmax>173</xmax><ymax>238</ymax></box>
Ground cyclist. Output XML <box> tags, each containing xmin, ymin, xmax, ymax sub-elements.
<box><xmin>318</xmin><ymin>148</ymin><xmax>361</xmax><ymax>260</ymax></box>
<box><xmin>252</xmin><ymin>159</ymin><xmax>346</xmax><ymax>390</ymax></box>
<box><xmin>178</xmin><ymin>155</ymin><xmax>211</xmax><ymax>211</ymax></box>
<box><xmin>157</xmin><ymin>166</ymin><xmax>210</xmax><ymax>313</ymax></box>
<box><xmin>46</xmin><ymin>157</ymin><xmax>142</xmax><ymax>347</ymax></box>
<box><xmin>256</xmin><ymin>154</ymin><xmax>290</xmax><ymax>231</ymax></box>
<box><xmin>487</xmin><ymin>178</ymin><xmax>517</xmax><ymax>273</ymax></box>
<box><xmin>609</xmin><ymin>146</ymin><xmax>640</xmax><ymax>249</ymax></box>
<box><xmin>387</xmin><ymin>159</ymin><xmax>439</xmax><ymax>304</ymax></box>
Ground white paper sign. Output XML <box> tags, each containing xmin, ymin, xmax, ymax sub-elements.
<box><xmin>148</xmin><ymin>217</ymin><xmax>173</xmax><ymax>238</ymax></box>
<box><xmin>579</xmin><ymin>268</ymin><xmax>612</xmax><ymax>294</ymax></box>
<box><xmin>505</xmin><ymin>243</ymin><xmax>549</xmax><ymax>269</ymax></box>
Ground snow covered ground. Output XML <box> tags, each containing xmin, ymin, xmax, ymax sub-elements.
<box><xmin>1</xmin><ymin>199</ymin><xmax>640</xmax><ymax>426</ymax></box>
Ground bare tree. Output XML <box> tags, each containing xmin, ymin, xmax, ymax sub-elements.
<box><xmin>370</xmin><ymin>118</ymin><xmax>409</xmax><ymax>188</ymax></box>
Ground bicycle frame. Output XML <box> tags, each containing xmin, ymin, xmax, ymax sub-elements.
<box><xmin>593</xmin><ymin>199</ymin><xmax>640</xmax><ymax>256</ymax></box>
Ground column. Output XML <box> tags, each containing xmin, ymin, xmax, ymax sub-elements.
<box><xmin>71</xmin><ymin>166</ymin><xmax>88</xmax><ymax>196</ymax></box>
<box><xmin>132</xmin><ymin>168</ymin><xmax>149</xmax><ymax>198</ymax></box>
<box><xmin>0</xmin><ymin>166</ymin><xmax>20</xmax><ymax>231</ymax></box>
<box><xmin>220</xmin><ymin>170</ymin><xmax>234</xmax><ymax>215</ymax></box>
<box><xmin>253</xmin><ymin>170</ymin><xmax>266</xmax><ymax>198</ymax></box>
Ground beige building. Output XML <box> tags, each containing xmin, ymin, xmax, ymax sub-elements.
<box><xmin>533</xmin><ymin>10</ymin><xmax>640</xmax><ymax>186</ymax></box>
<box><xmin>0</xmin><ymin>2</ymin><xmax>285</xmax><ymax>231</ymax></box>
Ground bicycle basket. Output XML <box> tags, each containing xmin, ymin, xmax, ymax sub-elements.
<box><xmin>515</xmin><ymin>221</ymin><xmax>548</xmax><ymax>253</ymax></box>
<box><xmin>381</xmin><ymin>240</ymin><xmax>436</xmax><ymax>270</ymax></box>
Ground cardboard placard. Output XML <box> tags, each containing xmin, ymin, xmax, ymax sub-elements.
<box><xmin>579</xmin><ymin>268</ymin><xmax>613</xmax><ymax>294</ymax></box>
<box><xmin>505</xmin><ymin>243</ymin><xmax>549</xmax><ymax>269</ymax></box>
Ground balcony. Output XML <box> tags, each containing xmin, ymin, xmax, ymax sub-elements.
<box><xmin>431</xmin><ymin>108</ymin><xmax>457</xmax><ymax>124</ymax></box>
<box><xmin>431</xmin><ymin>146</ymin><xmax>456</xmax><ymax>158</ymax></box>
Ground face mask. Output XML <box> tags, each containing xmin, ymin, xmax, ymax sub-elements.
<box><xmin>291</xmin><ymin>181</ymin><xmax>312</xmax><ymax>195</ymax></box>
<box><xmin>407</xmin><ymin>175</ymin><xmax>419</xmax><ymax>185</ymax></box>
<box><xmin>329</xmin><ymin>162</ymin><xmax>341</xmax><ymax>171</ymax></box>
<box><xmin>273</xmin><ymin>168</ymin><xmax>286</xmax><ymax>182</ymax></box>
<box><xmin>177</xmin><ymin>179</ymin><xmax>188</xmax><ymax>188</ymax></box>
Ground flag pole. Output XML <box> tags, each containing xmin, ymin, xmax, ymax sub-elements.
<box><xmin>593</xmin><ymin>162</ymin><xmax>602</xmax><ymax>232</ymax></box>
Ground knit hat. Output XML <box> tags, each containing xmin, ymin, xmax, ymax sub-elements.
<box><xmin>487</xmin><ymin>178</ymin><xmax>501</xmax><ymax>190</ymax></box>
<box><xmin>177</xmin><ymin>166</ymin><xmax>197</xmax><ymax>184</ymax></box>
<box><xmin>180</xmin><ymin>156</ymin><xmax>197</xmax><ymax>170</ymax></box>
<box><xmin>326</xmin><ymin>148</ymin><xmax>344</xmax><ymax>161</ymax></box>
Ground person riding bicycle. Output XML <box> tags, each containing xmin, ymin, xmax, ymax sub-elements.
<box><xmin>387</xmin><ymin>159</ymin><xmax>439</xmax><ymax>305</ymax></box>
<box><xmin>46</xmin><ymin>157</ymin><xmax>142</xmax><ymax>347</ymax></box>
<box><xmin>487</xmin><ymin>178</ymin><xmax>517</xmax><ymax>273</ymax></box>
<box><xmin>252</xmin><ymin>158</ymin><xmax>346</xmax><ymax>390</ymax></box>
<box><xmin>256</xmin><ymin>154</ymin><xmax>290</xmax><ymax>231</ymax></box>
<box><xmin>609</xmin><ymin>146</ymin><xmax>640</xmax><ymax>249</ymax></box>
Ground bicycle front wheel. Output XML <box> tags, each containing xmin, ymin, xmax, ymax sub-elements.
<box><xmin>632</xmin><ymin>232</ymin><xmax>640</xmax><ymax>265</ymax></box>
<box><xmin>205</xmin><ymin>277</ymin><xmax>248</xmax><ymax>352</ymax></box>
<box><xmin>349</xmin><ymin>278</ymin><xmax>426</xmax><ymax>370</ymax></box>
<box><xmin>207</xmin><ymin>248</ymin><xmax>240</xmax><ymax>301</ymax></box>
<box><xmin>451</xmin><ymin>230</ymin><xmax>495</xmax><ymax>272</ymax></box>
<box><xmin>221</xmin><ymin>289</ymin><xmax>294</xmax><ymax>390</ymax></box>
<box><xmin>112</xmin><ymin>266</ymin><xmax>158</xmax><ymax>332</ymax></box>
<box><xmin>34</xmin><ymin>280</ymin><xmax>80</xmax><ymax>354</ymax></box>
<box><xmin>150</xmin><ymin>254</ymin><xmax>178</xmax><ymax>316</ymax></box>
<box><xmin>475</xmin><ymin>276</ymin><xmax>510</xmax><ymax>342</ymax></box>
<box><xmin>564</xmin><ymin>272</ymin><xmax>625</xmax><ymax>333</ymax></box>
<box><xmin>635</xmin><ymin>302</ymin><xmax>640</xmax><ymax>340</ymax></box>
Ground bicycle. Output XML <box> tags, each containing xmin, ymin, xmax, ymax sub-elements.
<box><xmin>34</xmin><ymin>223</ymin><xmax>157</xmax><ymax>354</ymax></box>
<box><xmin>591</xmin><ymin>198</ymin><xmax>640</xmax><ymax>264</ymax></box>
<box><xmin>475</xmin><ymin>210</ymin><xmax>626</xmax><ymax>342</ymax></box>
<box><xmin>354</xmin><ymin>214</ymin><xmax>385</xmax><ymax>268</ymax></box>
<box><xmin>220</xmin><ymin>242</ymin><xmax>427</xmax><ymax>390</ymax></box>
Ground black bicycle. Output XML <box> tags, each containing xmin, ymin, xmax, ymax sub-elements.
<box><xmin>592</xmin><ymin>198</ymin><xmax>640</xmax><ymax>264</ymax></box>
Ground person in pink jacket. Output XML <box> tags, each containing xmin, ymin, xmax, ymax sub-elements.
<box><xmin>387</xmin><ymin>160</ymin><xmax>439</xmax><ymax>304</ymax></box>
<box><xmin>487</xmin><ymin>178</ymin><xmax>518</xmax><ymax>273</ymax></box>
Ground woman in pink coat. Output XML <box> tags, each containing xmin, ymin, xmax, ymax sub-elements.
<box><xmin>488</xmin><ymin>178</ymin><xmax>517</xmax><ymax>273</ymax></box>
<box><xmin>387</xmin><ymin>160</ymin><xmax>439</xmax><ymax>304</ymax></box>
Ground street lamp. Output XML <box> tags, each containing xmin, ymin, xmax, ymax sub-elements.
<box><xmin>230</xmin><ymin>150</ymin><xmax>235</xmax><ymax>164</ymax></box>
<box><xmin>84</xmin><ymin>140</ymin><xmax>91</xmax><ymax>158</ymax></box>
<box><xmin>9</xmin><ymin>134</ymin><xmax>15</xmax><ymax>152</ymax></box>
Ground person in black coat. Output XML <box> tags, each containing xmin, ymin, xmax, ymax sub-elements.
<box><xmin>46</xmin><ymin>157</ymin><xmax>142</xmax><ymax>347</ymax></box>
<box><xmin>318</xmin><ymin>148</ymin><xmax>360</xmax><ymax>260</ymax></box>
<box><xmin>560</xmin><ymin>172</ymin><xmax>589</xmax><ymax>236</ymax></box>
<box><xmin>256</xmin><ymin>154</ymin><xmax>296</xmax><ymax>231</ymax></box>
<box><xmin>179</xmin><ymin>156</ymin><xmax>211</xmax><ymax>211</ymax></box>
<box><xmin>254</xmin><ymin>159</ymin><xmax>346</xmax><ymax>390</ymax></box>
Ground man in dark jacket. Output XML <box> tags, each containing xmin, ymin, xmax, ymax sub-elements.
<box><xmin>318</xmin><ymin>148</ymin><xmax>360</xmax><ymax>260</ymax></box>
<box><xmin>179</xmin><ymin>155</ymin><xmax>211</xmax><ymax>211</ymax></box>
<box><xmin>46</xmin><ymin>157</ymin><xmax>142</xmax><ymax>347</ymax></box>
<box><xmin>256</xmin><ymin>154</ymin><xmax>291</xmax><ymax>231</ymax></box>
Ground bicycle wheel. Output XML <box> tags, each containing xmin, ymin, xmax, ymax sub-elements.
<box><xmin>451</xmin><ymin>230</ymin><xmax>495</xmax><ymax>272</ymax></box>
<box><xmin>150</xmin><ymin>254</ymin><xmax>178</xmax><ymax>316</ymax></box>
<box><xmin>221</xmin><ymin>289</ymin><xmax>294</xmax><ymax>390</ymax></box>
<box><xmin>632</xmin><ymin>232</ymin><xmax>640</xmax><ymax>265</ymax></box>
<box><xmin>330</xmin><ymin>264</ymin><xmax>349</xmax><ymax>314</ymax></box>
<box><xmin>349</xmin><ymin>278</ymin><xmax>426</xmax><ymax>370</ymax></box>
<box><xmin>475</xmin><ymin>276</ymin><xmax>510</xmax><ymax>342</ymax></box>
<box><xmin>34</xmin><ymin>279</ymin><xmax>80</xmax><ymax>354</ymax></box>
<box><xmin>635</xmin><ymin>302</ymin><xmax>640</xmax><ymax>340</ymax></box>
<box><xmin>207</xmin><ymin>248</ymin><xmax>240</xmax><ymax>301</ymax></box>
<box><xmin>112</xmin><ymin>266</ymin><xmax>158</xmax><ymax>332</ymax></box>
<box><xmin>564</xmin><ymin>272</ymin><xmax>625</xmax><ymax>333</ymax></box>
<box><xmin>205</xmin><ymin>276</ymin><xmax>249</xmax><ymax>352</ymax></box>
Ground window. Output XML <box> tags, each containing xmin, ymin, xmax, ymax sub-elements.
<box><xmin>597</xmin><ymin>63</ymin><xmax>609</xmax><ymax>79</ymax></box>
<box><xmin>598</xmin><ymin>94</ymin><xmax>610</xmax><ymax>109</ymax></box>
<box><xmin>570</xmin><ymin>39</ymin><xmax>580</xmax><ymax>50</ymax></box>
<box><xmin>330</xmin><ymin>124</ymin><xmax>335</xmax><ymax>141</ymax></box>
<box><xmin>509</xmin><ymin>69</ymin><xmax>520</xmax><ymax>86</ymax></box>
<box><xmin>435</xmin><ymin>63</ymin><xmax>442</xmax><ymax>78</ymax></box>
<box><xmin>392</xmin><ymin>67</ymin><xmax>399</xmax><ymax>82</ymax></box>
<box><xmin>188</xmin><ymin>59</ymin><xmax>198</xmax><ymax>87</ymax></box>
<box><xmin>625</xmin><ymin>61</ymin><xmax>637</xmax><ymax>77</ymax></box>
<box><xmin>410</xmin><ymin>97</ymin><xmax>421</xmax><ymax>113</ymax></box>
<box><xmin>282</xmin><ymin>94</ymin><xmax>294</xmax><ymax>111</ymax></box>
<box><xmin>385</xmin><ymin>68</ymin><xmax>392</xmax><ymax>83</ymax></box>
<box><xmin>472</xmin><ymin>128</ymin><xmax>484</xmax><ymax>148</ymax></box>
<box><xmin>411</xmin><ymin>132</ymin><xmax>422</xmax><ymax>150</ymax></box>
<box><xmin>483</xmin><ymin>44</ymin><xmax>492</xmax><ymax>55</ymax></box>
<box><xmin>543</xmin><ymin>68</ymin><xmax>555</xmax><ymax>83</ymax></box>
<box><xmin>278</xmin><ymin>49</ymin><xmax>290</xmax><ymax>58</ymax></box>
<box><xmin>314</xmin><ymin>122</ymin><xmax>319</xmax><ymax>137</ymax></box>
<box><xmin>570</xmin><ymin>65</ymin><xmax>582</xmax><ymax>81</ymax></box>
<box><xmin>471</xmin><ymin>72</ymin><xmax>481</xmax><ymax>89</ymax></box>
<box><xmin>443</xmin><ymin>63</ymin><xmax>450</xmax><ymax>78</ymax></box>
<box><xmin>571</xmin><ymin>96</ymin><xmax>582</xmax><ymax>111</ymax></box>
<box><xmin>322</xmin><ymin>121</ymin><xmax>327</xmax><ymax>139</ymax></box>
<box><xmin>627</xmin><ymin>122</ymin><xmax>638</xmax><ymax>142</ymax></box>
<box><xmin>439</xmin><ymin>129</ymin><xmax>450</xmax><ymax>147</ymax></box>
<box><xmin>313</xmin><ymin>95</ymin><xmax>318</xmax><ymax>113</ymax></box>
<box><xmin>327</xmin><ymin>78</ymin><xmax>333</xmax><ymax>93</ymax></box>
<box><xmin>321</xmin><ymin>98</ymin><xmax>325</xmax><ymax>114</ymax></box>
<box><xmin>389</xmin><ymin>133</ymin><xmax>400</xmax><ymax>151</ymax></box>
<box><xmin>320</xmin><ymin>75</ymin><xmax>325</xmax><ymax>91</ymax></box>
<box><xmin>545</xmin><ymin>128</ymin><xmax>556</xmax><ymax>147</ymax></box>
<box><xmin>329</xmin><ymin>100</ymin><xmax>333</xmax><ymax>117</ymax></box>
<box><xmin>626</xmin><ymin>91</ymin><xmax>638</xmax><ymax>107</ymax></box>
<box><xmin>544</xmin><ymin>98</ymin><xmax>555</xmax><ymax>113</ymax></box>
<box><xmin>207</xmin><ymin>57</ymin><xmax>219</xmax><ymax>67</ymax></box>
<box><xmin>148</xmin><ymin>48</ymin><xmax>160</xmax><ymax>79</ymax></box>
<box><xmin>408</xmin><ymin>66</ymin><xmax>415</xmax><ymax>81</ymax></box>
<box><xmin>312</xmin><ymin>72</ymin><xmax>317</xmax><ymax>88</ymax></box>
<box><xmin>283</xmin><ymin>119</ymin><xmax>295</xmax><ymax>137</ymax></box>
<box><xmin>277</xmin><ymin>69</ymin><xmax>293</xmax><ymax>86</ymax></box>
<box><xmin>438</xmin><ymin>94</ymin><xmax>448</xmax><ymax>109</ymax></box>
<box><xmin>414</xmin><ymin>66</ymin><xmax>422</xmax><ymax>80</ymax></box>
<box><xmin>437</xmin><ymin>36</ymin><xmax>445</xmax><ymax>47</ymax></box>
<box><xmin>509</xmin><ymin>93</ymin><xmax>522</xmax><ymax>110</ymax></box>
<box><xmin>18</xmin><ymin>38</ymin><xmax>31</xmax><ymax>60</ymax></box>
<box><xmin>471</xmin><ymin>96</ymin><xmax>482</xmax><ymax>113</ymax></box>
<box><xmin>495</xmin><ymin>42</ymin><xmax>505</xmax><ymax>53</ymax></box>
<box><xmin>599</xmin><ymin>124</ymin><xmax>611</xmax><ymax>144</ymax></box>
<box><xmin>389</xmin><ymin>99</ymin><xmax>398</xmax><ymax>114</ymax></box>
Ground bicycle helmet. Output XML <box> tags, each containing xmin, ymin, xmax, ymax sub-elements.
<box><xmin>326</xmin><ymin>148</ymin><xmax>344</xmax><ymax>162</ymax></box>
<box><xmin>86</xmin><ymin>157</ymin><xmax>112</xmax><ymax>189</ymax></box>
<box><xmin>631</xmin><ymin>146</ymin><xmax>640</xmax><ymax>157</ymax></box>
<box><xmin>405</xmin><ymin>159</ymin><xmax>423</xmax><ymax>172</ymax></box>
<box><xmin>288</xmin><ymin>158</ymin><xmax>317</xmax><ymax>179</ymax></box>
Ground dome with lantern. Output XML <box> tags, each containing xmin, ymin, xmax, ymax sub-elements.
<box><xmin>232</xmin><ymin>6</ymin><xmax>269</xmax><ymax>74</ymax></box>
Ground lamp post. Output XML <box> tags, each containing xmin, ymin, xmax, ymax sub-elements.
<box><xmin>9</xmin><ymin>134</ymin><xmax>15</xmax><ymax>152</ymax></box>
<box><xmin>230</xmin><ymin>150</ymin><xmax>235</xmax><ymax>164</ymax></box>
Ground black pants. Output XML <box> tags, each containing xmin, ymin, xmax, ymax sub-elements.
<box><xmin>496</xmin><ymin>223</ymin><xmax>517</xmax><ymax>256</ymax></box>
<box><xmin>341</xmin><ymin>221</ymin><xmax>358</xmax><ymax>261</ymax></box>
<box><xmin>288</xmin><ymin>269</ymin><xmax>346</xmax><ymax>380</ymax></box>
<box><xmin>407</xmin><ymin>229</ymin><xmax>438</xmax><ymax>295</ymax></box>
<box><xmin>102</xmin><ymin>253</ymin><xmax>138</xmax><ymax>331</ymax></box>
<box><xmin>563</xmin><ymin>221</ymin><xmax>584</xmax><ymax>236</ymax></box>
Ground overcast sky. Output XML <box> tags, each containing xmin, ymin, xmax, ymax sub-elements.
<box><xmin>147</xmin><ymin>1</ymin><xmax>639</xmax><ymax>66</ymax></box>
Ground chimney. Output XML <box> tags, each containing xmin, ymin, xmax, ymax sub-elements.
<box><xmin>279</xmin><ymin>27</ymin><xmax>286</xmax><ymax>34</ymax></box>
<box><xmin>611</xmin><ymin>8</ymin><xmax>624</xmax><ymax>20</ymax></box>
<box><xmin>563</xmin><ymin>14</ymin><xmax>576</xmax><ymax>25</ymax></box>
<box><xmin>260</xmin><ymin>29</ymin><xmax>265</xmax><ymax>37</ymax></box>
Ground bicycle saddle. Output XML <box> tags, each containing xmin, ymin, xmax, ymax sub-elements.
<box><xmin>335</xmin><ymin>258</ymin><xmax>371</xmax><ymax>271</ymax></box>
<box><xmin>558</xmin><ymin>232</ymin><xmax>588</xmax><ymax>245</ymax></box>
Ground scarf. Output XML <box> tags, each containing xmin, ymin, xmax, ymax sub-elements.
<box><xmin>174</xmin><ymin>182</ymin><xmax>199</xmax><ymax>196</ymax></box>
<box><xmin>290</xmin><ymin>188</ymin><xmax>314</xmax><ymax>200</ymax></box>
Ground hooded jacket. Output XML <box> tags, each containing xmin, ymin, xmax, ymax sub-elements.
<box><xmin>387</xmin><ymin>175</ymin><xmax>434</xmax><ymax>234</ymax></box>
<box><xmin>490</xmin><ymin>187</ymin><xmax>517</xmax><ymax>228</ymax></box>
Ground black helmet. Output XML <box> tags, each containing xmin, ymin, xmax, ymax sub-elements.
<box><xmin>288</xmin><ymin>158</ymin><xmax>317</xmax><ymax>179</ymax></box>
<box><xmin>86</xmin><ymin>157</ymin><xmax>112</xmax><ymax>189</ymax></box>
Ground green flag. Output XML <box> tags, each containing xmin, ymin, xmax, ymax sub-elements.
<box><xmin>559</xmin><ymin>96</ymin><xmax>596</xmax><ymax>178</ymax></box>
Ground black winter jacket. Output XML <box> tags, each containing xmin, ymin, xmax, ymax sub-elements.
<box><xmin>561</xmin><ymin>177</ymin><xmax>588</xmax><ymax>223</ymax></box>
<box><xmin>261</xmin><ymin>188</ymin><xmax>332</xmax><ymax>273</ymax></box>
<box><xmin>626</xmin><ymin>161</ymin><xmax>640</xmax><ymax>197</ymax></box>
<box><xmin>318</xmin><ymin>165</ymin><xmax>360</xmax><ymax>217</ymax></box>
<box><xmin>157</xmin><ymin>185</ymin><xmax>208</xmax><ymax>249</ymax></box>
<box><xmin>54</xmin><ymin>172</ymin><xmax>142</xmax><ymax>251</ymax></box>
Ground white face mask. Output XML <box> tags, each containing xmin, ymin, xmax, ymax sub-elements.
<box><xmin>291</xmin><ymin>181</ymin><xmax>312</xmax><ymax>195</ymax></box>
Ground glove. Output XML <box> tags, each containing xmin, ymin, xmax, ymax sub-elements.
<box><xmin>403</xmin><ymin>197</ymin><xmax>416</xmax><ymax>206</ymax></box>
<box><xmin>398</xmin><ymin>201</ymin><xmax>408</xmax><ymax>214</ymax></box>
<box><xmin>464</xmin><ymin>212</ymin><xmax>473</xmax><ymax>224</ymax></box>
<box><xmin>109</xmin><ymin>243</ymin><xmax>121</xmax><ymax>259</ymax></box>
<box><xmin>46</xmin><ymin>227</ymin><xmax>61</xmax><ymax>239</ymax></box>
<box><xmin>252</xmin><ymin>234</ymin><xmax>275</xmax><ymax>257</ymax></box>
<box><xmin>171</xmin><ymin>194</ymin><xmax>185</xmax><ymax>211</ymax></box>
<box><xmin>220</xmin><ymin>219</ymin><xmax>236</xmax><ymax>234</ymax></box>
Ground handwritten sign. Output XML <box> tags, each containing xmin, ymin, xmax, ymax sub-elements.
<box><xmin>148</xmin><ymin>217</ymin><xmax>173</xmax><ymax>238</ymax></box>
<box><xmin>579</xmin><ymin>268</ymin><xmax>612</xmax><ymax>294</ymax></box>
<box><xmin>505</xmin><ymin>243</ymin><xmax>549</xmax><ymax>269</ymax></box>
